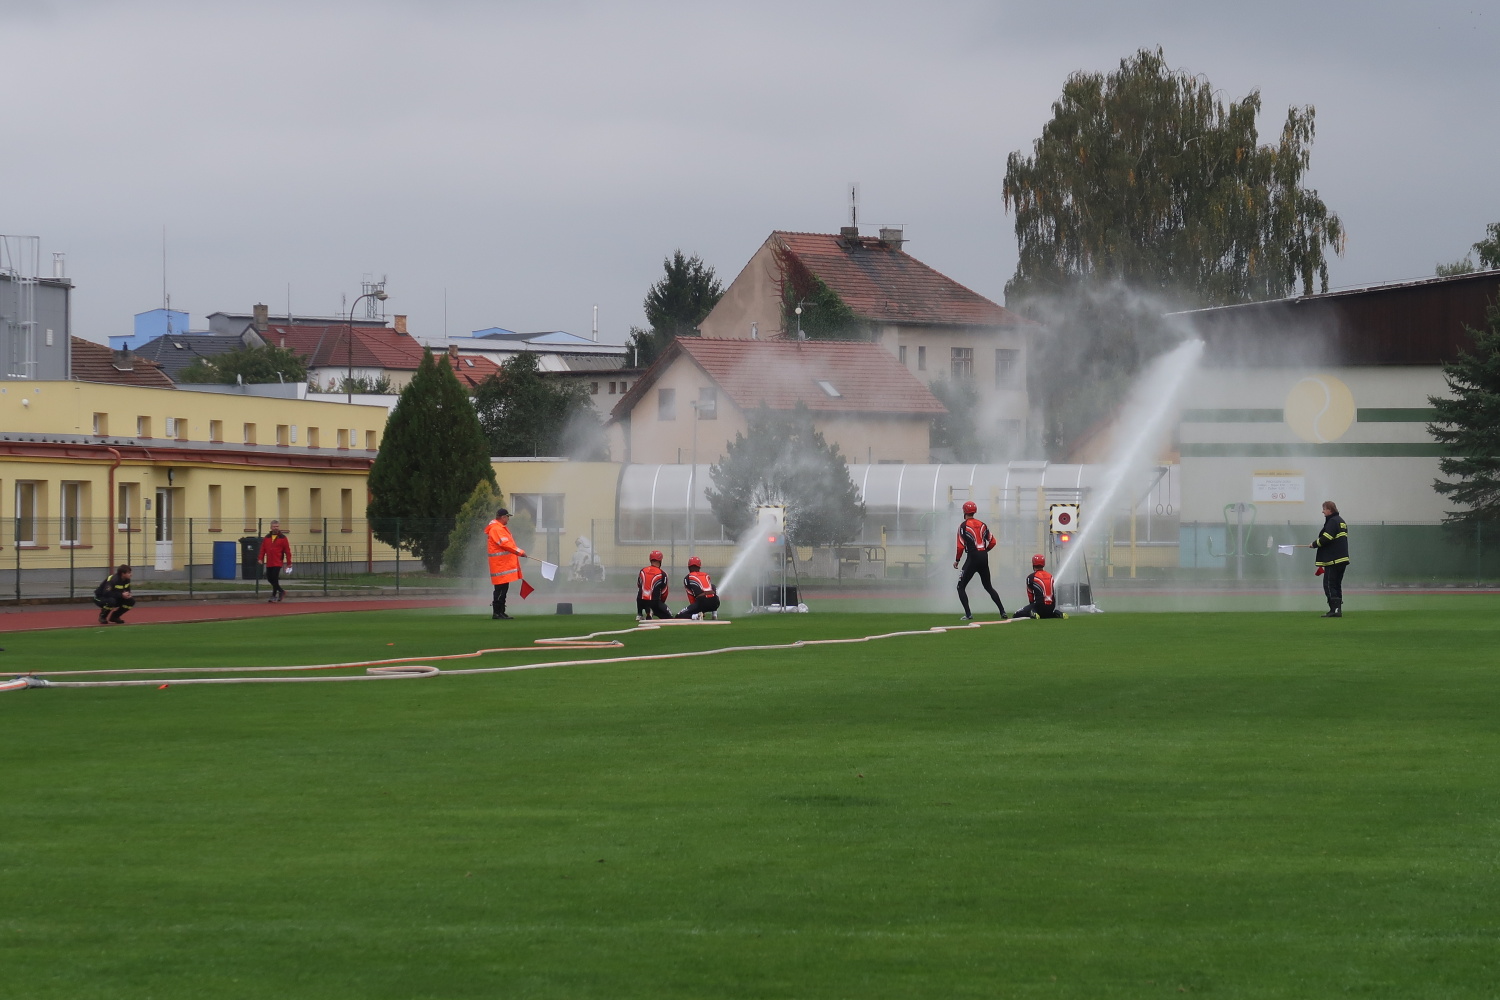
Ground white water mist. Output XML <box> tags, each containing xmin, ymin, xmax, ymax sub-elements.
<box><xmin>1055</xmin><ymin>338</ymin><xmax>1204</xmax><ymax>583</ymax></box>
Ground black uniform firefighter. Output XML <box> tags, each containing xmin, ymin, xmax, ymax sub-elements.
<box><xmin>1309</xmin><ymin>499</ymin><xmax>1350</xmax><ymax>618</ymax></box>
<box><xmin>953</xmin><ymin>500</ymin><xmax>1006</xmax><ymax>620</ymax></box>
<box><xmin>636</xmin><ymin>550</ymin><xmax>673</xmax><ymax>620</ymax></box>
<box><xmin>677</xmin><ymin>556</ymin><xmax>720</xmax><ymax>619</ymax></box>
<box><xmin>1013</xmin><ymin>553</ymin><xmax>1066</xmax><ymax>619</ymax></box>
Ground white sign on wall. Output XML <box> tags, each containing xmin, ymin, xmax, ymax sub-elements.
<box><xmin>1252</xmin><ymin>474</ymin><xmax>1305</xmax><ymax>503</ymax></box>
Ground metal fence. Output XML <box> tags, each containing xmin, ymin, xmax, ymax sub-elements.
<box><xmin>0</xmin><ymin>516</ymin><xmax>448</xmax><ymax>602</ymax></box>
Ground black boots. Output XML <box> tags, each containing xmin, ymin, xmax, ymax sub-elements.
<box><xmin>1320</xmin><ymin>602</ymin><xmax>1343</xmax><ymax>618</ymax></box>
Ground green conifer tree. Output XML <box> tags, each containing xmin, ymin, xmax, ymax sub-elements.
<box><xmin>1430</xmin><ymin>303</ymin><xmax>1500</xmax><ymax>524</ymax></box>
<box><xmin>368</xmin><ymin>350</ymin><xmax>496</xmax><ymax>571</ymax></box>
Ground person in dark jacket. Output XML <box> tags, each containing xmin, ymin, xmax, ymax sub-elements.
<box><xmin>952</xmin><ymin>501</ymin><xmax>1006</xmax><ymax>620</ymax></box>
<box><xmin>93</xmin><ymin>564</ymin><xmax>135</xmax><ymax>624</ymax></box>
<box><xmin>677</xmin><ymin>556</ymin><xmax>720</xmax><ymax>619</ymax></box>
<box><xmin>1309</xmin><ymin>500</ymin><xmax>1350</xmax><ymax>617</ymax></box>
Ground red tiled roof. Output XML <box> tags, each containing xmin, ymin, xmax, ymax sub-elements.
<box><xmin>772</xmin><ymin>231</ymin><xmax>1028</xmax><ymax>328</ymax></box>
<box><xmin>446</xmin><ymin>352</ymin><xmax>501</xmax><ymax>389</ymax></box>
<box><xmin>70</xmin><ymin>337</ymin><xmax>177</xmax><ymax>389</ymax></box>
<box><xmin>611</xmin><ymin>338</ymin><xmax>945</xmax><ymax>422</ymax></box>
<box><xmin>263</xmin><ymin>324</ymin><xmax>429</xmax><ymax>370</ymax></box>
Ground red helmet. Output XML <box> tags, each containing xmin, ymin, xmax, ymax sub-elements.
<box><xmin>1032</xmin><ymin>553</ymin><xmax>1046</xmax><ymax>567</ymax></box>
<box><xmin>687</xmin><ymin>556</ymin><xmax>701</xmax><ymax>569</ymax></box>
<box><xmin>649</xmin><ymin>550</ymin><xmax>664</xmax><ymax>563</ymax></box>
<box><xmin>962</xmin><ymin>501</ymin><xmax>977</xmax><ymax>516</ymax></box>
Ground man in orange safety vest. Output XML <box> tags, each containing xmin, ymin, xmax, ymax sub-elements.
<box><xmin>486</xmin><ymin>507</ymin><xmax>525</xmax><ymax>620</ymax></box>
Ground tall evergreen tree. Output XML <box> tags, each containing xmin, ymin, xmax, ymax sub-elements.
<box><xmin>627</xmin><ymin>251</ymin><xmax>723</xmax><ymax>365</ymax></box>
<box><xmin>367</xmin><ymin>349</ymin><xmax>496</xmax><ymax>571</ymax></box>
<box><xmin>705</xmin><ymin>404</ymin><xmax>865</xmax><ymax>547</ymax></box>
<box><xmin>1429</xmin><ymin>303</ymin><xmax>1500</xmax><ymax>525</ymax></box>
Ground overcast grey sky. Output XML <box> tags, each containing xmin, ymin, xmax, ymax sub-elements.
<box><xmin>4</xmin><ymin>0</ymin><xmax>1496</xmax><ymax>345</ymax></box>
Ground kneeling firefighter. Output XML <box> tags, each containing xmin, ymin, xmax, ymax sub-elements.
<box><xmin>677</xmin><ymin>556</ymin><xmax>720</xmax><ymax>619</ymax></box>
<box><xmin>1012</xmin><ymin>553</ymin><xmax>1066</xmax><ymax>619</ymax></box>
<box><xmin>636</xmin><ymin>550</ymin><xmax>672</xmax><ymax>620</ymax></box>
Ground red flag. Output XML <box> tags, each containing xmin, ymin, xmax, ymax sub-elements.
<box><xmin>519</xmin><ymin>578</ymin><xmax>535</xmax><ymax>599</ymax></box>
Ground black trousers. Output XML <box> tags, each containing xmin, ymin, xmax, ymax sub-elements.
<box><xmin>957</xmin><ymin>557</ymin><xmax>1005</xmax><ymax>616</ymax></box>
<box><xmin>637</xmin><ymin>597</ymin><xmax>672</xmax><ymax>619</ymax></box>
<box><xmin>265</xmin><ymin>566</ymin><xmax>286</xmax><ymax>597</ymax></box>
<box><xmin>1322</xmin><ymin>562</ymin><xmax>1348</xmax><ymax>607</ymax></box>
<box><xmin>677</xmin><ymin>595</ymin><xmax>721</xmax><ymax>619</ymax></box>
<box><xmin>95</xmin><ymin>595</ymin><xmax>135</xmax><ymax>621</ymax></box>
<box><xmin>1011</xmin><ymin>603</ymin><xmax>1063</xmax><ymax>620</ymax></box>
<box><xmin>492</xmin><ymin>582</ymin><xmax>509</xmax><ymax>615</ymax></box>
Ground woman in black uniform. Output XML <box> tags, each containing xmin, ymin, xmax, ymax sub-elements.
<box><xmin>1309</xmin><ymin>500</ymin><xmax>1349</xmax><ymax>618</ymax></box>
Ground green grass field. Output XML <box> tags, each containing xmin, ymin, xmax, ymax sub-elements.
<box><xmin>3</xmin><ymin>604</ymin><xmax>1499</xmax><ymax>998</ymax></box>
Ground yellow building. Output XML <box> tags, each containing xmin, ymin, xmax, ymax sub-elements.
<box><xmin>0</xmin><ymin>382</ymin><xmax>393</xmax><ymax>578</ymax></box>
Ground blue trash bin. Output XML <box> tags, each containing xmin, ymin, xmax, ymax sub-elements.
<box><xmin>212</xmin><ymin>540</ymin><xmax>238</xmax><ymax>580</ymax></box>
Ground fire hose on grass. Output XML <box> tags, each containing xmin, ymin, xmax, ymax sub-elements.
<box><xmin>0</xmin><ymin>617</ymin><xmax>1020</xmax><ymax>692</ymax></box>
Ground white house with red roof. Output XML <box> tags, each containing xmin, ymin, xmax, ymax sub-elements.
<box><xmin>699</xmin><ymin>228</ymin><xmax>1034</xmax><ymax>457</ymax></box>
<box><xmin>607</xmin><ymin>338</ymin><xmax>946</xmax><ymax>466</ymax></box>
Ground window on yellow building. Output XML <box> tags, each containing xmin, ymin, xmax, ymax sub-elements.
<box><xmin>208</xmin><ymin>484</ymin><xmax>222</xmax><ymax>531</ymax></box>
<box><xmin>276</xmin><ymin>425</ymin><xmax>290</xmax><ymax>447</ymax></box>
<box><xmin>61</xmin><ymin>482</ymin><xmax>86</xmax><ymax>546</ymax></box>
<box><xmin>243</xmin><ymin>423</ymin><xmax>257</xmax><ymax>445</ymax></box>
<box><xmin>209</xmin><ymin>420</ymin><xmax>223</xmax><ymax>443</ymax></box>
<box><xmin>307</xmin><ymin>427</ymin><xmax>320</xmax><ymax>449</ymax></box>
<box><xmin>92</xmin><ymin>412</ymin><xmax>108</xmax><ymax>436</ymax></box>
<box><xmin>365</xmin><ymin>430</ymin><xmax>376</xmax><ymax>450</ymax></box>
<box><xmin>309</xmin><ymin>488</ymin><xmax>322</xmax><ymax>531</ymax></box>
<box><xmin>341</xmin><ymin>489</ymin><xmax>354</xmax><ymax>532</ymax></box>
<box><xmin>337</xmin><ymin>429</ymin><xmax>349</xmax><ymax>450</ymax></box>
<box><xmin>118</xmin><ymin>482</ymin><xmax>140</xmax><ymax>530</ymax></box>
<box><xmin>243</xmin><ymin>486</ymin><xmax>257</xmax><ymax>530</ymax></box>
<box><xmin>15</xmin><ymin>481</ymin><xmax>39</xmax><ymax>545</ymax></box>
<box><xmin>137</xmin><ymin>416</ymin><xmax>152</xmax><ymax>438</ymax></box>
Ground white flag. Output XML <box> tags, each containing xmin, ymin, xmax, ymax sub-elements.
<box><xmin>1277</xmin><ymin>545</ymin><xmax>1296</xmax><ymax>556</ymax></box>
<box><xmin>540</xmin><ymin>561</ymin><xmax>558</xmax><ymax>581</ymax></box>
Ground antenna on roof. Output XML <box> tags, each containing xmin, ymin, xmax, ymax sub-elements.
<box><xmin>592</xmin><ymin>304</ymin><xmax>598</xmax><ymax>342</ymax></box>
<box><xmin>849</xmin><ymin>183</ymin><xmax>860</xmax><ymax>229</ymax></box>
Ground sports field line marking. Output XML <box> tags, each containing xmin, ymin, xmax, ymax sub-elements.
<box><xmin>2</xmin><ymin>617</ymin><xmax>1018</xmax><ymax>690</ymax></box>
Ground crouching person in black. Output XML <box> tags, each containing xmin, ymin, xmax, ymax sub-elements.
<box><xmin>1011</xmin><ymin>553</ymin><xmax>1066</xmax><ymax>619</ymax></box>
<box><xmin>677</xmin><ymin>556</ymin><xmax>720</xmax><ymax>619</ymax></box>
<box><xmin>93</xmin><ymin>564</ymin><xmax>136</xmax><ymax>625</ymax></box>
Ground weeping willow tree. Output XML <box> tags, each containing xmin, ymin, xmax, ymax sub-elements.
<box><xmin>1003</xmin><ymin>47</ymin><xmax>1346</xmax><ymax>457</ymax></box>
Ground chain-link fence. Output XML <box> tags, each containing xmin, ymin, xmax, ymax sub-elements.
<box><xmin>0</xmin><ymin>516</ymin><xmax>481</xmax><ymax>602</ymax></box>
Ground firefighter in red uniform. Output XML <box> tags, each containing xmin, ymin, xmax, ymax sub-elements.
<box><xmin>1013</xmin><ymin>553</ymin><xmax>1066</xmax><ymax>619</ymax></box>
<box><xmin>676</xmin><ymin>556</ymin><xmax>720</xmax><ymax>619</ymax></box>
<box><xmin>636</xmin><ymin>550</ymin><xmax>672</xmax><ymax>620</ymax></box>
<box><xmin>953</xmin><ymin>500</ymin><xmax>1006</xmax><ymax>620</ymax></box>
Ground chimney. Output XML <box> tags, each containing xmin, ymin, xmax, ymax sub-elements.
<box><xmin>879</xmin><ymin>227</ymin><xmax>905</xmax><ymax>250</ymax></box>
<box><xmin>447</xmin><ymin>344</ymin><xmax>459</xmax><ymax>362</ymax></box>
<box><xmin>113</xmin><ymin>348</ymin><xmax>135</xmax><ymax>372</ymax></box>
<box><xmin>393</xmin><ymin>314</ymin><xmax>408</xmax><ymax>335</ymax></box>
<box><xmin>252</xmin><ymin>303</ymin><xmax>269</xmax><ymax>334</ymax></box>
<box><xmin>839</xmin><ymin>225</ymin><xmax>859</xmax><ymax>239</ymax></box>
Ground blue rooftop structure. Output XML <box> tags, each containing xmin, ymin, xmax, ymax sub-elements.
<box><xmin>469</xmin><ymin>327</ymin><xmax>597</xmax><ymax>346</ymax></box>
<box><xmin>112</xmin><ymin>308</ymin><xmax>191</xmax><ymax>352</ymax></box>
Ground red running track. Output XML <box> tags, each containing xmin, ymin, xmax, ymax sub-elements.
<box><xmin>0</xmin><ymin>597</ymin><xmax>471</xmax><ymax>633</ymax></box>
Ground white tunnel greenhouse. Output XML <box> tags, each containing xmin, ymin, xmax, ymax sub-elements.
<box><xmin>615</xmin><ymin>462</ymin><xmax>1180</xmax><ymax>547</ymax></box>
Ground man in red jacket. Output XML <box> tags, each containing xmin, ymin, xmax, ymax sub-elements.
<box><xmin>636</xmin><ymin>550</ymin><xmax>672</xmax><ymax>620</ymax></box>
<box><xmin>258</xmin><ymin>520</ymin><xmax>293</xmax><ymax>603</ymax></box>
<box><xmin>953</xmin><ymin>500</ymin><xmax>1005</xmax><ymax>620</ymax></box>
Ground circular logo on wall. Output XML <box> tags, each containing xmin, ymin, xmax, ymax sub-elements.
<box><xmin>1284</xmin><ymin>375</ymin><xmax>1355</xmax><ymax>444</ymax></box>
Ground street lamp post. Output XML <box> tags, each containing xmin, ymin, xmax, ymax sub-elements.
<box><xmin>347</xmin><ymin>288</ymin><xmax>390</xmax><ymax>403</ymax></box>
